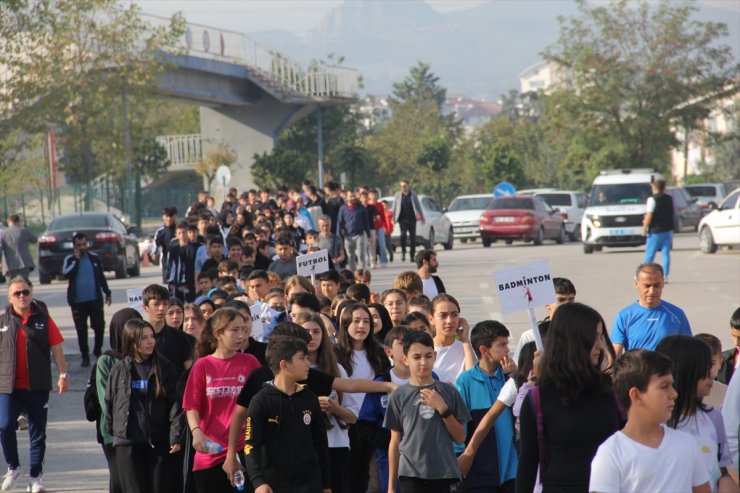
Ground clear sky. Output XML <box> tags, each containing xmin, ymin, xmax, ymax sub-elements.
<box><xmin>130</xmin><ymin>0</ymin><xmax>490</xmax><ymax>33</ymax></box>
<box><xmin>130</xmin><ymin>0</ymin><xmax>739</xmax><ymax>35</ymax></box>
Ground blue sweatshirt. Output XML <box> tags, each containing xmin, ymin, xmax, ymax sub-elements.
<box><xmin>336</xmin><ymin>202</ymin><xmax>371</xmax><ymax>237</ymax></box>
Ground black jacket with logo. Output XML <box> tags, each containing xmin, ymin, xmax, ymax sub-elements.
<box><xmin>244</xmin><ymin>383</ymin><xmax>330</xmax><ymax>491</ymax></box>
<box><xmin>62</xmin><ymin>251</ymin><xmax>111</xmax><ymax>306</ymax></box>
<box><xmin>0</xmin><ymin>304</ymin><xmax>52</xmax><ymax>393</ymax></box>
<box><xmin>104</xmin><ymin>355</ymin><xmax>184</xmax><ymax>446</ymax></box>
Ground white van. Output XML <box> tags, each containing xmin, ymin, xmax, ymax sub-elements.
<box><xmin>581</xmin><ymin>169</ymin><xmax>664</xmax><ymax>254</ymax></box>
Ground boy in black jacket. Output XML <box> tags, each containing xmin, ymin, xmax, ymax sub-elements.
<box><xmin>244</xmin><ymin>336</ymin><xmax>331</xmax><ymax>493</ymax></box>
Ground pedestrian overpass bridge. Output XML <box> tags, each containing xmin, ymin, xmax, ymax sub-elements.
<box><xmin>145</xmin><ymin>14</ymin><xmax>360</xmax><ymax>192</ymax></box>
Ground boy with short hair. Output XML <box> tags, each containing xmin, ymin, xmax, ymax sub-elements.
<box><xmin>454</xmin><ymin>321</ymin><xmax>517</xmax><ymax>492</ymax></box>
<box><xmin>196</xmin><ymin>271</ymin><xmax>214</xmax><ymax>297</ymax></box>
<box><xmin>589</xmin><ymin>349</ymin><xmax>710</xmax><ymax>493</ymax></box>
<box><xmin>244</xmin><ymin>336</ymin><xmax>331</xmax><ymax>493</ymax></box>
<box><xmin>392</xmin><ymin>271</ymin><xmax>423</xmax><ymax>299</ymax></box>
<box><xmin>319</xmin><ymin>270</ymin><xmax>341</xmax><ymax>301</ymax></box>
<box><xmin>267</xmin><ymin>234</ymin><xmax>298</xmax><ymax>280</ymax></box>
<box><xmin>385</xmin><ymin>331</ymin><xmax>471</xmax><ymax>493</ymax></box>
<box><xmin>217</xmin><ymin>259</ymin><xmax>239</xmax><ymax>279</ymax></box>
<box><xmin>199</xmin><ymin>234</ymin><xmax>225</xmax><ymax>274</ymax></box>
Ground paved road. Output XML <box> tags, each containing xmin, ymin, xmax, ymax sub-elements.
<box><xmin>8</xmin><ymin>232</ymin><xmax>739</xmax><ymax>492</ymax></box>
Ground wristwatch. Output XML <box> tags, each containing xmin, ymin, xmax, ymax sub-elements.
<box><xmin>440</xmin><ymin>407</ymin><xmax>453</xmax><ymax>419</ymax></box>
<box><xmin>58</xmin><ymin>373</ymin><xmax>68</xmax><ymax>379</ymax></box>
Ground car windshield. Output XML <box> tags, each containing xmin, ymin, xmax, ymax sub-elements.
<box><xmin>50</xmin><ymin>215</ymin><xmax>109</xmax><ymax>230</ymax></box>
<box><xmin>448</xmin><ymin>197</ymin><xmax>491</xmax><ymax>211</ymax></box>
<box><xmin>488</xmin><ymin>198</ymin><xmax>534</xmax><ymax>210</ymax></box>
<box><xmin>684</xmin><ymin>186</ymin><xmax>717</xmax><ymax>197</ymax></box>
<box><xmin>589</xmin><ymin>184</ymin><xmax>652</xmax><ymax>206</ymax></box>
<box><xmin>536</xmin><ymin>193</ymin><xmax>571</xmax><ymax>207</ymax></box>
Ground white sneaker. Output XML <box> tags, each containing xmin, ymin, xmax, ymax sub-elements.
<box><xmin>17</xmin><ymin>414</ymin><xmax>28</xmax><ymax>431</ymax></box>
<box><xmin>1</xmin><ymin>468</ymin><xmax>21</xmax><ymax>491</ymax></box>
<box><xmin>27</xmin><ymin>475</ymin><xmax>44</xmax><ymax>493</ymax></box>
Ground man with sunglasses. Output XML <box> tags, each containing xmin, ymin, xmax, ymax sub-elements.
<box><xmin>0</xmin><ymin>277</ymin><xmax>68</xmax><ymax>493</ymax></box>
<box><xmin>62</xmin><ymin>232</ymin><xmax>112</xmax><ymax>367</ymax></box>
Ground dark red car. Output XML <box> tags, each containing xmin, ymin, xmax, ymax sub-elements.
<box><xmin>479</xmin><ymin>196</ymin><xmax>566</xmax><ymax>247</ymax></box>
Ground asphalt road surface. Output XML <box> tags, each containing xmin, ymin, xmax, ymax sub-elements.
<box><xmin>7</xmin><ymin>232</ymin><xmax>738</xmax><ymax>492</ymax></box>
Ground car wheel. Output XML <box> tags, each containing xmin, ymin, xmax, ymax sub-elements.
<box><xmin>39</xmin><ymin>271</ymin><xmax>52</xmax><ymax>285</ymax></box>
<box><xmin>425</xmin><ymin>228</ymin><xmax>435</xmax><ymax>250</ymax></box>
<box><xmin>570</xmin><ymin>226</ymin><xmax>582</xmax><ymax>242</ymax></box>
<box><xmin>556</xmin><ymin>225</ymin><xmax>565</xmax><ymax>244</ymax></box>
<box><xmin>505</xmin><ymin>239</ymin><xmax>513</xmax><ymax>245</ymax></box>
<box><xmin>115</xmin><ymin>258</ymin><xmax>128</xmax><ymax>279</ymax></box>
<box><xmin>533</xmin><ymin>227</ymin><xmax>544</xmax><ymax>246</ymax></box>
<box><xmin>482</xmin><ymin>237</ymin><xmax>492</xmax><ymax>248</ymax></box>
<box><xmin>583</xmin><ymin>244</ymin><xmax>594</xmax><ymax>254</ymax></box>
<box><xmin>443</xmin><ymin>227</ymin><xmax>454</xmax><ymax>250</ymax></box>
<box><xmin>699</xmin><ymin>227</ymin><xmax>717</xmax><ymax>254</ymax></box>
<box><xmin>128</xmin><ymin>254</ymin><xmax>141</xmax><ymax>277</ymax></box>
<box><xmin>460</xmin><ymin>238</ymin><xmax>468</xmax><ymax>244</ymax></box>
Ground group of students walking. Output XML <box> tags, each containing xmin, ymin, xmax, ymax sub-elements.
<box><xmin>78</xmin><ymin>262</ymin><xmax>740</xmax><ymax>493</ymax></box>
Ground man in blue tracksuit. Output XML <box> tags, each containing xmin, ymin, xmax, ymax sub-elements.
<box><xmin>336</xmin><ymin>190</ymin><xmax>371</xmax><ymax>271</ymax></box>
<box><xmin>62</xmin><ymin>232</ymin><xmax>111</xmax><ymax>367</ymax></box>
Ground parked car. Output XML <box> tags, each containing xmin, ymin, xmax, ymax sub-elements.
<box><xmin>533</xmin><ymin>190</ymin><xmax>588</xmax><ymax>241</ymax></box>
<box><xmin>381</xmin><ymin>195</ymin><xmax>454</xmax><ymax>251</ymax></box>
<box><xmin>444</xmin><ymin>194</ymin><xmax>492</xmax><ymax>243</ymax></box>
<box><xmin>479</xmin><ymin>196</ymin><xmax>566</xmax><ymax>247</ymax></box>
<box><xmin>698</xmin><ymin>188</ymin><xmax>740</xmax><ymax>254</ymax></box>
<box><xmin>37</xmin><ymin>212</ymin><xmax>141</xmax><ymax>284</ymax></box>
<box><xmin>667</xmin><ymin>186</ymin><xmax>702</xmax><ymax>232</ymax></box>
<box><xmin>684</xmin><ymin>183</ymin><xmax>728</xmax><ymax>215</ymax></box>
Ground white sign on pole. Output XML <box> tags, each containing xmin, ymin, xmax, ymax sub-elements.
<box><xmin>494</xmin><ymin>260</ymin><xmax>556</xmax><ymax>351</ymax></box>
<box><xmin>127</xmin><ymin>287</ymin><xmax>145</xmax><ymax>315</ymax></box>
<box><xmin>296</xmin><ymin>249</ymin><xmax>330</xmax><ymax>277</ymax></box>
<box><xmin>494</xmin><ymin>261</ymin><xmax>556</xmax><ymax>314</ymax></box>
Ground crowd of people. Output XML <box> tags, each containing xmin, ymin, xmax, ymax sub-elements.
<box><xmin>0</xmin><ymin>179</ymin><xmax>738</xmax><ymax>493</ymax></box>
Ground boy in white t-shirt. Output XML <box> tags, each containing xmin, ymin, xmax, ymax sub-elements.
<box><xmin>590</xmin><ymin>349</ymin><xmax>711</xmax><ymax>493</ymax></box>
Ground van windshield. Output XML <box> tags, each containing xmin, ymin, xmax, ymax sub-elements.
<box><xmin>590</xmin><ymin>184</ymin><xmax>652</xmax><ymax>206</ymax></box>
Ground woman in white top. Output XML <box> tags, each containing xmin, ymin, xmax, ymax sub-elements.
<box><xmin>657</xmin><ymin>335</ymin><xmax>737</xmax><ymax>493</ymax></box>
<box><xmin>430</xmin><ymin>294</ymin><xmax>476</xmax><ymax>384</ymax></box>
<box><xmin>335</xmin><ymin>303</ymin><xmax>391</xmax><ymax>493</ymax></box>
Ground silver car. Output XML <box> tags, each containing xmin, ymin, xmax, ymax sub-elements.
<box><xmin>381</xmin><ymin>195</ymin><xmax>454</xmax><ymax>251</ymax></box>
<box><xmin>534</xmin><ymin>191</ymin><xmax>589</xmax><ymax>241</ymax></box>
<box><xmin>444</xmin><ymin>194</ymin><xmax>492</xmax><ymax>242</ymax></box>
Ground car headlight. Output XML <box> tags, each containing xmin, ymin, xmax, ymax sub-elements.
<box><xmin>587</xmin><ymin>215</ymin><xmax>601</xmax><ymax>228</ymax></box>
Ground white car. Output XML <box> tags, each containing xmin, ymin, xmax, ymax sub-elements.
<box><xmin>698</xmin><ymin>188</ymin><xmax>740</xmax><ymax>254</ymax></box>
<box><xmin>381</xmin><ymin>195</ymin><xmax>454</xmax><ymax>251</ymax></box>
<box><xmin>444</xmin><ymin>194</ymin><xmax>492</xmax><ymax>243</ymax></box>
<box><xmin>534</xmin><ymin>191</ymin><xmax>589</xmax><ymax>241</ymax></box>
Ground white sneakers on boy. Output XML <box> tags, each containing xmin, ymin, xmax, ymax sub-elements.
<box><xmin>27</xmin><ymin>475</ymin><xmax>45</xmax><ymax>493</ymax></box>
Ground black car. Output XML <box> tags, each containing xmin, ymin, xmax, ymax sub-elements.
<box><xmin>37</xmin><ymin>212</ymin><xmax>141</xmax><ymax>284</ymax></box>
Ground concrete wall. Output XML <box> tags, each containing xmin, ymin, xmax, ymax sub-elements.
<box><xmin>200</xmin><ymin>98</ymin><xmax>316</xmax><ymax>193</ymax></box>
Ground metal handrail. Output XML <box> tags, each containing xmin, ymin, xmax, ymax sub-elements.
<box><xmin>141</xmin><ymin>13</ymin><xmax>359</xmax><ymax>99</ymax></box>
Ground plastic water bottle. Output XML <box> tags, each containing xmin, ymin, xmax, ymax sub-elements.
<box><xmin>204</xmin><ymin>439</ymin><xmax>224</xmax><ymax>454</ymax></box>
<box><xmin>233</xmin><ymin>470</ymin><xmax>245</xmax><ymax>491</ymax></box>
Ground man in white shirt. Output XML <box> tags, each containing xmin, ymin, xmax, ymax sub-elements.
<box><xmin>416</xmin><ymin>249</ymin><xmax>446</xmax><ymax>299</ymax></box>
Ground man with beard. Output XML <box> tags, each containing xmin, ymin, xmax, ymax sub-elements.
<box><xmin>336</xmin><ymin>189</ymin><xmax>371</xmax><ymax>271</ymax></box>
<box><xmin>415</xmin><ymin>249</ymin><xmax>445</xmax><ymax>299</ymax></box>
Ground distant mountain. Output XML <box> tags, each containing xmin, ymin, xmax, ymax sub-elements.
<box><xmin>247</xmin><ymin>0</ymin><xmax>739</xmax><ymax>100</ymax></box>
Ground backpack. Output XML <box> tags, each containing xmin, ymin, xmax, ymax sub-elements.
<box><xmin>83</xmin><ymin>361</ymin><xmax>101</xmax><ymax>422</ymax></box>
<box><xmin>83</xmin><ymin>351</ymin><xmax>122</xmax><ymax>423</ymax></box>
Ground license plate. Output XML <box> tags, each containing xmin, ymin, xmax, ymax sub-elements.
<box><xmin>610</xmin><ymin>228</ymin><xmax>639</xmax><ymax>236</ymax></box>
<box><xmin>494</xmin><ymin>217</ymin><xmax>515</xmax><ymax>222</ymax></box>
<box><xmin>62</xmin><ymin>242</ymin><xmax>73</xmax><ymax>249</ymax></box>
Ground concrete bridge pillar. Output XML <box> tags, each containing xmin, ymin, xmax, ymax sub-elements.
<box><xmin>199</xmin><ymin>98</ymin><xmax>316</xmax><ymax>193</ymax></box>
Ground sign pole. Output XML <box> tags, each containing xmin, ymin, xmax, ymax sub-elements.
<box><xmin>527</xmin><ymin>307</ymin><xmax>544</xmax><ymax>352</ymax></box>
<box><xmin>311</xmin><ymin>274</ymin><xmax>316</xmax><ymax>285</ymax></box>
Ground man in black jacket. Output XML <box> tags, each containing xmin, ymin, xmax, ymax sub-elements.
<box><xmin>62</xmin><ymin>233</ymin><xmax>112</xmax><ymax>367</ymax></box>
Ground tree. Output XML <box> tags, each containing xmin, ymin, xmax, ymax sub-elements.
<box><xmin>196</xmin><ymin>143</ymin><xmax>237</xmax><ymax>193</ymax></box>
<box><xmin>0</xmin><ymin>0</ymin><xmax>184</xmax><ymax>207</ymax></box>
<box><xmin>389</xmin><ymin>61</ymin><xmax>447</xmax><ymax>109</ymax></box>
<box><xmin>333</xmin><ymin>144</ymin><xmax>375</xmax><ymax>189</ymax></box>
<box><xmin>703</xmin><ymin>102</ymin><xmax>740</xmax><ymax>181</ymax></box>
<box><xmin>416</xmin><ymin>135</ymin><xmax>451</xmax><ymax>204</ymax></box>
<box><xmin>543</xmin><ymin>0</ymin><xmax>738</xmax><ymax>179</ymax></box>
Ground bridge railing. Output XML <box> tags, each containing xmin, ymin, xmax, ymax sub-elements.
<box><xmin>156</xmin><ymin>133</ymin><xmax>202</xmax><ymax>168</ymax></box>
<box><xmin>142</xmin><ymin>13</ymin><xmax>359</xmax><ymax>100</ymax></box>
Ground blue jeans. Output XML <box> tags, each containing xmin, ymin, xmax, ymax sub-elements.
<box><xmin>643</xmin><ymin>230</ymin><xmax>672</xmax><ymax>277</ymax></box>
<box><xmin>376</xmin><ymin>229</ymin><xmax>388</xmax><ymax>265</ymax></box>
<box><xmin>0</xmin><ymin>389</ymin><xmax>49</xmax><ymax>477</ymax></box>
